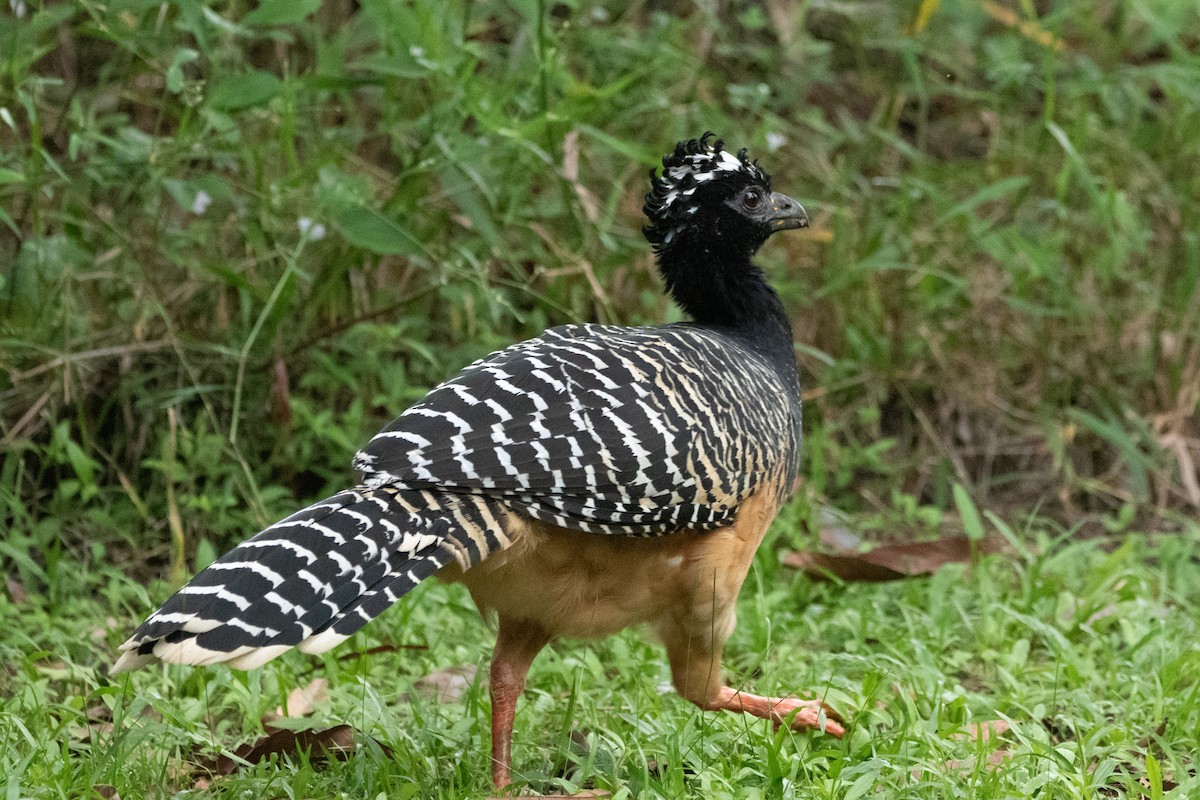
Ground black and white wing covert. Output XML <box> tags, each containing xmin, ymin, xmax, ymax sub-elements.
<box><xmin>353</xmin><ymin>323</ymin><xmax>801</xmax><ymax>537</ymax></box>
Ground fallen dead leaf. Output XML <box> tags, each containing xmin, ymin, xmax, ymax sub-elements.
<box><xmin>195</xmin><ymin>724</ymin><xmax>359</xmax><ymax>778</ymax></box>
<box><xmin>86</xmin><ymin>703</ymin><xmax>113</xmax><ymax>724</ymax></box>
<box><xmin>783</xmin><ymin>536</ymin><xmax>1007</xmax><ymax>582</ymax></box>
<box><xmin>1137</xmin><ymin>719</ymin><xmax>1169</xmax><ymax>749</ymax></box>
<box><xmin>262</xmin><ymin>678</ymin><xmax>329</xmax><ymax>726</ymax></box>
<box><xmin>79</xmin><ymin>702</ymin><xmax>116</xmax><ymax>739</ymax></box>
<box><xmin>91</xmin><ymin>786</ymin><xmax>119</xmax><ymax>799</ymax></box>
<box><xmin>408</xmin><ymin>664</ymin><xmax>480</xmax><ymax>703</ymax></box>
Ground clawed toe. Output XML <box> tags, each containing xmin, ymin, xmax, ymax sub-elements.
<box><xmin>772</xmin><ymin>698</ymin><xmax>846</xmax><ymax>738</ymax></box>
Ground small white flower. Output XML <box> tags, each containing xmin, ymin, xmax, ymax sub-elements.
<box><xmin>190</xmin><ymin>190</ymin><xmax>212</xmax><ymax>215</ymax></box>
<box><xmin>409</xmin><ymin>45</ymin><xmax>424</xmax><ymax>59</ymax></box>
<box><xmin>298</xmin><ymin>217</ymin><xmax>326</xmax><ymax>240</ymax></box>
<box><xmin>9</xmin><ymin>0</ymin><xmax>26</xmax><ymax>18</ymax></box>
<box><xmin>765</xmin><ymin>132</ymin><xmax>788</xmax><ymax>152</ymax></box>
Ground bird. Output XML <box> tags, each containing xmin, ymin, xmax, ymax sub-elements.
<box><xmin>112</xmin><ymin>133</ymin><xmax>846</xmax><ymax>788</ymax></box>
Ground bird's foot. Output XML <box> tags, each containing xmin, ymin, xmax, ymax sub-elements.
<box><xmin>707</xmin><ymin>686</ymin><xmax>846</xmax><ymax>738</ymax></box>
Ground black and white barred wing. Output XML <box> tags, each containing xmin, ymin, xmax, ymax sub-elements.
<box><xmin>354</xmin><ymin>324</ymin><xmax>797</xmax><ymax>536</ymax></box>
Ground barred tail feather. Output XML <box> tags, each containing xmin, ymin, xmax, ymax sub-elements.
<box><xmin>112</xmin><ymin>487</ymin><xmax>509</xmax><ymax>674</ymax></box>
<box><xmin>295</xmin><ymin>539</ymin><xmax>454</xmax><ymax>656</ymax></box>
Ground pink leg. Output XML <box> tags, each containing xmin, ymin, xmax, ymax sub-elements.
<box><xmin>489</xmin><ymin>617</ymin><xmax>551</xmax><ymax>788</ymax></box>
<box><xmin>705</xmin><ymin>685</ymin><xmax>845</xmax><ymax>737</ymax></box>
<box><xmin>662</xmin><ymin>613</ymin><xmax>845</xmax><ymax>739</ymax></box>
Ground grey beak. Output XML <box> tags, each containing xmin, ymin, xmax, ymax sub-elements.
<box><xmin>766</xmin><ymin>192</ymin><xmax>808</xmax><ymax>232</ymax></box>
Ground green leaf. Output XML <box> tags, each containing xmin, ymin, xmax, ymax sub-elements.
<box><xmin>842</xmin><ymin>770</ymin><xmax>878</xmax><ymax>800</ymax></box>
<box><xmin>207</xmin><ymin>70</ymin><xmax>283</xmax><ymax>111</ymax></box>
<box><xmin>577</xmin><ymin>124</ymin><xmax>660</xmax><ymax>164</ymax></box>
<box><xmin>1146</xmin><ymin>752</ymin><xmax>1163</xmax><ymax>800</ymax></box>
<box><xmin>194</xmin><ymin>537</ymin><xmax>218</xmax><ymax>572</ymax></box>
<box><xmin>952</xmin><ymin>483</ymin><xmax>985</xmax><ymax>541</ymax></box>
<box><xmin>243</xmin><ymin>0</ymin><xmax>321</xmax><ymax>27</ymax></box>
<box><xmin>938</xmin><ymin>176</ymin><xmax>1030</xmax><ymax>223</ymax></box>
<box><xmin>334</xmin><ymin>206</ymin><xmax>425</xmax><ymax>256</ymax></box>
<box><xmin>166</xmin><ymin>48</ymin><xmax>199</xmax><ymax>94</ymax></box>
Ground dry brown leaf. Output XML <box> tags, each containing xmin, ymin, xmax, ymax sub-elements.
<box><xmin>92</xmin><ymin>786</ymin><xmax>119</xmax><ymax>799</ymax></box>
<box><xmin>196</xmin><ymin>725</ymin><xmax>358</xmax><ymax>778</ymax></box>
<box><xmin>262</xmin><ymin>678</ymin><xmax>329</xmax><ymax>726</ymax></box>
<box><xmin>783</xmin><ymin>536</ymin><xmax>1007</xmax><ymax>582</ymax></box>
<box><xmin>78</xmin><ymin>702</ymin><xmax>116</xmax><ymax>739</ymax></box>
<box><xmin>1137</xmin><ymin>719</ymin><xmax>1169</xmax><ymax>749</ymax></box>
<box><xmin>409</xmin><ymin>664</ymin><xmax>480</xmax><ymax>703</ymax></box>
<box><xmin>86</xmin><ymin>703</ymin><xmax>113</xmax><ymax>724</ymax></box>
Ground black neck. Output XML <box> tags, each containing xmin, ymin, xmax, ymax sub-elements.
<box><xmin>657</xmin><ymin>240</ymin><xmax>798</xmax><ymax>377</ymax></box>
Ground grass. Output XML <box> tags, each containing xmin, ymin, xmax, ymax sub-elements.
<box><xmin>2</xmin><ymin>0</ymin><xmax>1199</xmax><ymax>796</ymax></box>
<box><xmin>3</xmin><ymin>517</ymin><xmax>1199</xmax><ymax>797</ymax></box>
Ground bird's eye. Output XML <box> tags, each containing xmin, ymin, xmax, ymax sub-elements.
<box><xmin>742</xmin><ymin>189</ymin><xmax>762</xmax><ymax>210</ymax></box>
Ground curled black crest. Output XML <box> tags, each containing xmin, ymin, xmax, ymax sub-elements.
<box><xmin>643</xmin><ymin>133</ymin><xmax>770</xmax><ymax>250</ymax></box>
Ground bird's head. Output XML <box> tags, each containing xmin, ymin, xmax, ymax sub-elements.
<box><xmin>642</xmin><ymin>132</ymin><xmax>808</xmax><ymax>259</ymax></box>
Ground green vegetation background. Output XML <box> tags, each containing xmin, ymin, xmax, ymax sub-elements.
<box><xmin>1</xmin><ymin>0</ymin><xmax>1198</xmax><ymax>797</ymax></box>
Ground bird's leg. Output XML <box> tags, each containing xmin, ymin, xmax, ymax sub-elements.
<box><xmin>661</xmin><ymin>613</ymin><xmax>846</xmax><ymax>738</ymax></box>
<box><xmin>703</xmin><ymin>685</ymin><xmax>845</xmax><ymax>736</ymax></box>
<box><xmin>489</xmin><ymin>616</ymin><xmax>551</xmax><ymax>789</ymax></box>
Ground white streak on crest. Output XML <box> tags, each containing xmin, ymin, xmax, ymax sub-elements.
<box><xmin>717</xmin><ymin>149</ymin><xmax>743</xmax><ymax>170</ymax></box>
<box><xmin>656</xmin><ymin>144</ymin><xmax>755</xmax><ymax>218</ymax></box>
